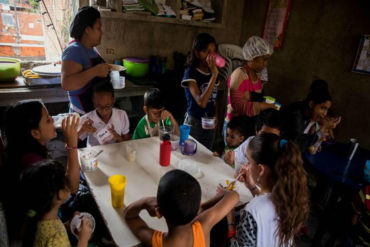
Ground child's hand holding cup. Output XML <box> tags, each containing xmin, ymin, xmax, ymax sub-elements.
<box><xmin>70</xmin><ymin>212</ymin><xmax>95</xmax><ymax>240</ymax></box>
<box><xmin>78</xmin><ymin>218</ymin><xmax>94</xmax><ymax>242</ymax></box>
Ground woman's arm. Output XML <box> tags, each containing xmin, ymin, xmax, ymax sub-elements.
<box><xmin>229</xmin><ymin>90</ymin><xmax>259</xmax><ymax>117</ymax></box>
<box><xmin>229</xmin><ymin>69</ymin><xmax>259</xmax><ymax>117</ymax></box>
<box><xmin>61</xmin><ymin>60</ymin><xmax>110</xmax><ymax>91</ymax></box>
<box><xmin>229</xmin><ymin>69</ymin><xmax>274</xmax><ymax>117</ymax></box>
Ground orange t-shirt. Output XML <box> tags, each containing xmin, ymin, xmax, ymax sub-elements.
<box><xmin>152</xmin><ymin>221</ymin><xmax>206</xmax><ymax>247</ymax></box>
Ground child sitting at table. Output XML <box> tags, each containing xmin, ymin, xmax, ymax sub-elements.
<box><xmin>224</xmin><ymin>108</ymin><xmax>281</xmax><ymax>170</ymax></box>
<box><xmin>229</xmin><ymin>133</ymin><xmax>309</xmax><ymax>247</ymax></box>
<box><xmin>78</xmin><ymin>81</ymin><xmax>130</xmax><ymax>147</ymax></box>
<box><xmin>213</xmin><ymin>116</ymin><xmax>249</xmax><ymax>158</ymax></box>
<box><xmin>125</xmin><ymin>169</ymin><xmax>239</xmax><ymax>247</ymax></box>
<box><xmin>19</xmin><ymin>160</ymin><xmax>92</xmax><ymax>247</ymax></box>
<box><xmin>132</xmin><ymin>88</ymin><xmax>179</xmax><ymax>140</ymax></box>
<box><xmin>3</xmin><ymin>100</ymin><xmax>81</xmax><ymax>241</ymax></box>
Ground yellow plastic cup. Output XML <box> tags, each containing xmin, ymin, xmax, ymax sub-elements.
<box><xmin>108</xmin><ymin>174</ymin><xmax>127</xmax><ymax>208</ymax></box>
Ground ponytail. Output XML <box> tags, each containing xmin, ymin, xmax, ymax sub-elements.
<box><xmin>272</xmin><ymin>140</ymin><xmax>310</xmax><ymax>247</ymax></box>
<box><xmin>19</xmin><ymin>160</ymin><xmax>70</xmax><ymax>246</ymax></box>
<box><xmin>248</xmin><ymin>133</ymin><xmax>310</xmax><ymax>246</ymax></box>
<box><xmin>21</xmin><ymin>210</ymin><xmax>41</xmax><ymax>247</ymax></box>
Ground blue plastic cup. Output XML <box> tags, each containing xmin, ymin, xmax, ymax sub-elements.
<box><xmin>179</xmin><ymin>125</ymin><xmax>191</xmax><ymax>144</ymax></box>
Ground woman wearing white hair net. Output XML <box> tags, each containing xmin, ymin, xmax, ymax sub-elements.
<box><xmin>223</xmin><ymin>36</ymin><xmax>278</xmax><ymax>141</ymax></box>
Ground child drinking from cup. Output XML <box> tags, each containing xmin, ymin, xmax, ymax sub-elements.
<box><xmin>3</xmin><ymin>99</ymin><xmax>80</xmax><ymax>241</ymax></box>
<box><xmin>132</xmin><ymin>88</ymin><xmax>179</xmax><ymax>140</ymax></box>
<box><xmin>181</xmin><ymin>33</ymin><xmax>219</xmax><ymax>150</ymax></box>
<box><xmin>20</xmin><ymin>160</ymin><xmax>93</xmax><ymax>247</ymax></box>
<box><xmin>4</xmin><ymin>99</ymin><xmax>80</xmax><ymax>187</ymax></box>
<box><xmin>78</xmin><ymin>81</ymin><xmax>130</xmax><ymax>147</ymax></box>
<box><xmin>125</xmin><ymin>169</ymin><xmax>239</xmax><ymax>247</ymax></box>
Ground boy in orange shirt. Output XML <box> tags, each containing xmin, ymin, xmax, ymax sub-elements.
<box><xmin>125</xmin><ymin>169</ymin><xmax>239</xmax><ymax>247</ymax></box>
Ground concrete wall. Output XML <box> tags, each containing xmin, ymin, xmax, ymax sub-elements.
<box><xmin>242</xmin><ymin>0</ymin><xmax>370</xmax><ymax>149</ymax></box>
<box><xmin>93</xmin><ymin>0</ymin><xmax>246</xmax><ymax>68</ymax></box>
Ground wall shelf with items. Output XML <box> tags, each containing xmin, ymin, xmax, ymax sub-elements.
<box><xmin>97</xmin><ymin>0</ymin><xmax>227</xmax><ymax>29</ymax></box>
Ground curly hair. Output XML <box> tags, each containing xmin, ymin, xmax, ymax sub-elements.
<box><xmin>273</xmin><ymin>141</ymin><xmax>310</xmax><ymax>246</ymax></box>
<box><xmin>249</xmin><ymin>133</ymin><xmax>310</xmax><ymax>246</ymax></box>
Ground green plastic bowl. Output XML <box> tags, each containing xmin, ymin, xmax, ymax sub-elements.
<box><xmin>0</xmin><ymin>57</ymin><xmax>21</xmax><ymax>82</ymax></box>
<box><xmin>123</xmin><ymin>58</ymin><xmax>149</xmax><ymax>78</ymax></box>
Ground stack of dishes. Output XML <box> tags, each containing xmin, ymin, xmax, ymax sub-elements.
<box><xmin>32</xmin><ymin>64</ymin><xmax>61</xmax><ymax>77</ymax></box>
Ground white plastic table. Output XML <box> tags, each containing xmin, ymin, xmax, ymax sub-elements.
<box><xmin>79</xmin><ymin>137</ymin><xmax>253</xmax><ymax>247</ymax></box>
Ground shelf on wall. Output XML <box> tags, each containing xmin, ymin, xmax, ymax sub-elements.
<box><xmin>99</xmin><ymin>11</ymin><xmax>225</xmax><ymax>28</ymax></box>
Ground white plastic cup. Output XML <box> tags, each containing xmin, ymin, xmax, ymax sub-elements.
<box><xmin>201</xmin><ymin>117</ymin><xmax>216</xmax><ymax>129</ymax></box>
<box><xmin>110</xmin><ymin>71</ymin><xmax>120</xmax><ymax>88</ymax></box>
<box><xmin>125</xmin><ymin>143</ymin><xmax>136</xmax><ymax>162</ymax></box>
<box><xmin>119</xmin><ymin>76</ymin><xmax>125</xmax><ymax>88</ymax></box>
<box><xmin>170</xmin><ymin>134</ymin><xmax>180</xmax><ymax>151</ymax></box>
<box><xmin>70</xmin><ymin>212</ymin><xmax>95</xmax><ymax>239</ymax></box>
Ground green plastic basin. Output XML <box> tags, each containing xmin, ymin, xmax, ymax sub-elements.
<box><xmin>0</xmin><ymin>57</ymin><xmax>21</xmax><ymax>82</ymax></box>
<box><xmin>123</xmin><ymin>58</ymin><xmax>149</xmax><ymax>78</ymax></box>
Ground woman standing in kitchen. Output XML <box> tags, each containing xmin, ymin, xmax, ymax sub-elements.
<box><xmin>61</xmin><ymin>6</ymin><xmax>110</xmax><ymax>114</ymax></box>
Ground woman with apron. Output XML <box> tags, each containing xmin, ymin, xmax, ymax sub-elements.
<box><xmin>225</xmin><ymin>36</ymin><xmax>276</xmax><ymax>139</ymax></box>
<box><xmin>61</xmin><ymin>6</ymin><xmax>110</xmax><ymax>114</ymax></box>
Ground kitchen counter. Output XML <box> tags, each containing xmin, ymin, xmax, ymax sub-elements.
<box><xmin>0</xmin><ymin>77</ymin><xmax>153</xmax><ymax>107</ymax></box>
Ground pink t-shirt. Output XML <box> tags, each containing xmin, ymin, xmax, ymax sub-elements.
<box><xmin>226</xmin><ymin>67</ymin><xmax>262</xmax><ymax>121</ymax></box>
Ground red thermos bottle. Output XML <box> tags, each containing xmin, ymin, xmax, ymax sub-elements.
<box><xmin>159</xmin><ymin>136</ymin><xmax>171</xmax><ymax>166</ymax></box>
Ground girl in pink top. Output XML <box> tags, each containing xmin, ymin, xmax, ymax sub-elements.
<box><xmin>224</xmin><ymin>36</ymin><xmax>276</xmax><ymax>139</ymax></box>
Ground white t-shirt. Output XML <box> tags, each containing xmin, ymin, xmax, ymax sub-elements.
<box><xmin>79</xmin><ymin>108</ymin><xmax>129</xmax><ymax>147</ymax></box>
<box><xmin>234</xmin><ymin>136</ymin><xmax>254</xmax><ymax>172</ymax></box>
<box><xmin>246</xmin><ymin>194</ymin><xmax>280</xmax><ymax>247</ymax></box>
